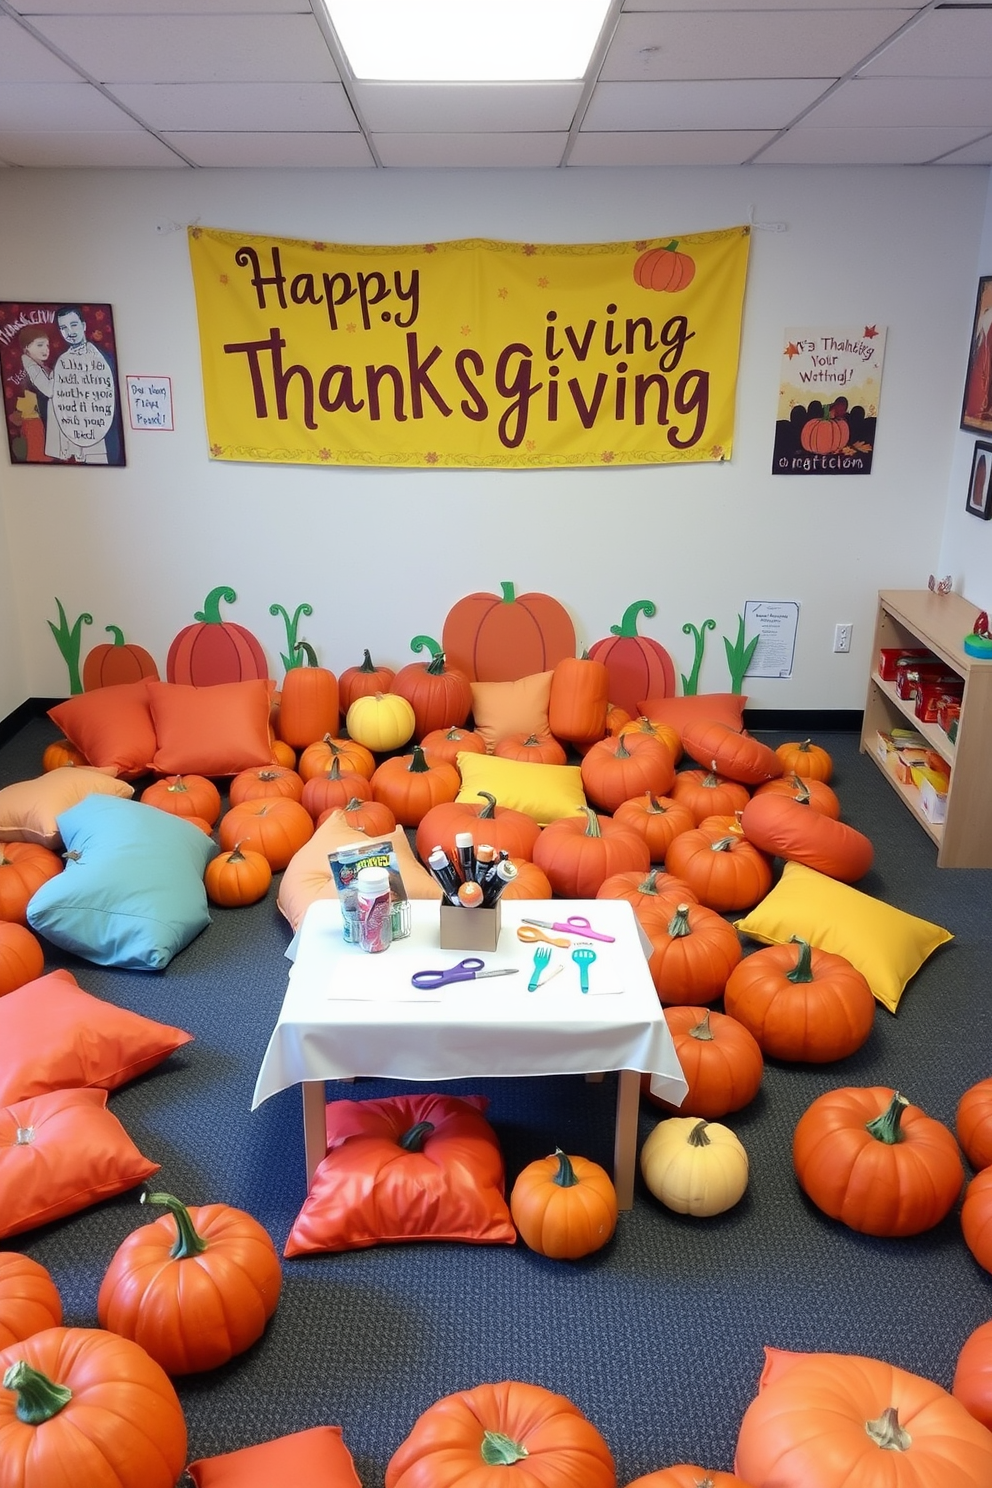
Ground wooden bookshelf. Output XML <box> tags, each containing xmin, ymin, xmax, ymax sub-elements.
<box><xmin>861</xmin><ymin>589</ymin><xmax>992</xmax><ymax>867</ymax></box>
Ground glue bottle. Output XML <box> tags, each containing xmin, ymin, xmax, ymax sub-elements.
<box><xmin>356</xmin><ymin>866</ymin><xmax>392</xmax><ymax>953</ymax></box>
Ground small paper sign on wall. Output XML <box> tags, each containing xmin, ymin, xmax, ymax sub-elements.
<box><xmin>772</xmin><ymin>326</ymin><xmax>885</xmax><ymax>476</ymax></box>
<box><xmin>126</xmin><ymin>375</ymin><xmax>173</xmax><ymax>431</ymax></box>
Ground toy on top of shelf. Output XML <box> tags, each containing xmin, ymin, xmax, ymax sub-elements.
<box><xmin>964</xmin><ymin>609</ymin><xmax>992</xmax><ymax>658</ymax></box>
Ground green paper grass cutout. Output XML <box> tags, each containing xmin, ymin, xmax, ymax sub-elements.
<box><xmin>680</xmin><ymin>618</ymin><xmax>715</xmax><ymax>695</ymax></box>
<box><xmin>269</xmin><ymin>601</ymin><xmax>314</xmax><ymax>673</ymax></box>
<box><xmin>724</xmin><ymin>613</ymin><xmax>759</xmax><ymax>695</ymax></box>
<box><xmin>48</xmin><ymin>598</ymin><xmax>93</xmax><ymax>695</ymax></box>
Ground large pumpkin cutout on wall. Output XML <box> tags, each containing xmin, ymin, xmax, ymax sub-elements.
<box><xmin>589</xmin><ymin>600</ymin><xmax>676</xmax><ymax>715</ymax></box>
<box><xmin>83</xmin><ymin>626</ymin><xmax>159</xmax><ymax>690</ymax></box>
<box><xmin>167</xmin><ymin>586</ymin><xmax>268</xmax><ymax>686</ymax></box>
<box><xmin>442</xmin><ymin>581</ymin><xmax>576</xmax><ymax>682</ymax></box>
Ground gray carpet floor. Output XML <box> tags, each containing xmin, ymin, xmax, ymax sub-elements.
<box><xmin>2</xmin><ymin>714</ymin><xmax>991</xmax><ymax>1486</ymax></box>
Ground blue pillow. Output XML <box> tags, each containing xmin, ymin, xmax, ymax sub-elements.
<box><xmin>27</xmin><ymin>795</ymin><xmax>217</xmax><ymax>971</ymax></box>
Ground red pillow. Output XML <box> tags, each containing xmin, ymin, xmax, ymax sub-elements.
<box><xmin>147</xmin><ymin>678</ymin><xmax>274</xmax><ymax>776</ymax></box>
<box><xmin>284</xmin><ymin>1093</ymin><xmax>516</xmax><ymax>1256</ymax></box>
<box><xmin>638</xmin><ymin>692</ymin><xmax>747</xmax><ymax>741</ymax></box>
<box><xmin>187</xmin><ymin>1426</ymin><xmax>362</xmax><ymax>1488</ymax></box>
<box><xmin>48</xmin><ymin>681</ymin><xmax>157</xmax><ymax>779</ymax></box>
<box><xmin>0</xmin><ymin>968</ymin><xmax>193</xmax><ymax>1105</ymax></box>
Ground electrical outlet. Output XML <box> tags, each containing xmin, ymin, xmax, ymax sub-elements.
<box><xmin>833</xmin><ymin>623</ymin><xmax>853</xmax><ymax>653</ymax></box>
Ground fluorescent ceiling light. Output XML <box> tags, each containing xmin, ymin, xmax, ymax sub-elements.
<box><xmin>322</xmin><ymin>0</ymin><xmax>612</xmax><ymax>82</ymax></box>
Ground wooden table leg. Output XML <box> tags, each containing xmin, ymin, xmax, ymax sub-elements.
<box><xmin>613</xmin><ymin>1068</ymin><xmax>640</xmax><ymax>1210</ymax></box>
<box><xmin>302</xmin><ymin>1080</ymin><xmax>327</xmax><ymax>1189</ymax></box>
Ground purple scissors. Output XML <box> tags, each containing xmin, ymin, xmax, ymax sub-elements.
<box><xmin>411</xmin><ymin>957</ymin><xmax>520</xmax><ymax>990</ymax></box>
<box><xmin>521</xmin><ymin>916</ymin><xmax>616</xmax><ymax>944</ymax></box>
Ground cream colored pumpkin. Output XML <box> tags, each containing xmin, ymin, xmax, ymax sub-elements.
<box><xmin>345</xmin><ymin>691</ymin><xmax>416</xmax><ymax>753</ymax></box>
<box><xmin>640</xmin><ymin>1116</ymin><xmax>748</xmax><ymax>1216</ymax></box>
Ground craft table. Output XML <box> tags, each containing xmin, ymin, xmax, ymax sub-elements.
<box><xmin>252</xmin><ymin>897</ymin><xmax>687</xmax><ymax>1209</ymax></box>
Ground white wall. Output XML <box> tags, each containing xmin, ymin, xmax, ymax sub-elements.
<box><xmin>0</xmin><ymin>164</ymin><xmax>987</xmax><ymax>717</ymax></box>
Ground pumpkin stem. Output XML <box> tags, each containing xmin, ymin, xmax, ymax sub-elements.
<box><xmin>615</xmin><ymin>735</ymin><xmax>632</xmax><ymax>759</ymax></box>
<box><xmin>637</xmin><ymin>869</ymin><xmax>661</xmax><ymax>894</ymax></box>
<box><xmin>105</xmin><ymin>624</ymin><xmax>126</xmax><ymax>646</ymax></box>
<box><xmin>141</xmin><ymin>1190</ymin><xmax>209</xmax><ymax>1259</ymax></box>
<box><xmin>552</xmin><ymin>1147</ymin><xmax>580</xmax><ymax>1187</ymax></box>
<box><xmin>407</xmin><ymin>744</ymin><xmax>431</xmax><ymax>774</ymax></box>
<box><xmin>2</xmin><ymin>1360</ymin><xmax>73</xmax><ymax>1424</ymax></box>
<box><xmin>785</xmin><ymin>936</ymin><xmax>815</xmax><ymax>984</ymax></box>
<box><xmin>709</xmin><ymin>836</ymin><xmax>737</xmax><ymax>854</ymax></box>
<box><xmin>609</xmin><ymin>599</ymin><xmax>656</xmax><ymax>638</ymax></box>
<box><xmin>358</xmin><ymin>649</ymin><xmax>378</xmax><ymax>672</ymax></box>
<box><xmin>477</xmin><ymin>792</ymin><xmax>498</xmax><ymax>819</ymax></box>
<box><xmin>703</xmin><ymin>762</ymin><xmax>721</xmax><ymax>787</ymax></box>
<box><xmin>499</xmin><ymin>581</ymin><xmax>517</xmax><ymax>604</ymax></box>
<box><xmin>481</xmin><ymin>1430</ymin><xmax>529</xmax><ymax>1465</ymax></box>
<box><xmin>792</xmin><ymin>776</ymin><xmax>811</xmax><ymax>805</ymax></box>
<box><xmin>193</xmin><ymin>585</ymin><xmax>237</xmax><ymax>625</ymax></box>
<box><xmin>228</xmin><ymin>843</ymin><xmax>249</xmax><ymax>863</ymax></box>
<box><xmin>398</xmin><ymin>1121</ymin><xmax>434</xmax><ymax>1152</ymax></box>
<box><xmin>689</xmin><ymin>1011</ymin><xmax>715</xmax><ymax>1042</ymax></box>
<box><xmin>865</xmin><ymin>1091</ymin><xmax>909</xmax><ymax>1146</ymax></box>
<box><xmin>667</xmin><ymin>903</ymin><xmax>693</xmax><ymax>938</ymax></box>
<box><xmin>343</xmin><ymin>797</ymin><xmax>367</xmax><ymax>811</ymax></box>
<box><xmin>167</xmin><ymin>775</ymin><xmax>191</xmax><ymax>794</ymax></box>
<box><xmin>582</xmin><ymin>807</ymin><xmax>603</xmax><ymax>838</ymax></box>
<box><xmin>329</xmin><ymin>758</ymin><xmax>344</xmax><ymax>780</ymax></box>
<box><xmin>688</xmin><ymin>1119</ymin><xmax>711</xmax><ymax>1147</ymax></box>
<box><xmin>409</xmin><ymin>634</ymin><xmax>442</xmax><ymax>660</ymax></box>
<box><xmin>864</xmin><ymin>1405</ymin><xmax>911</xmax><ymax>1451</ymax></box>
<box><xmin>645</xmin><ymin>794</ymin><xmax>668</xmax><ymax>815</ymax></box>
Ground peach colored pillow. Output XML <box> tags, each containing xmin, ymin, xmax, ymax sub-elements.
<box><xmin>638</xmin><ymin>692</ymin><xmax>747</xmax><ymax>743</ymax></box>
<box><xmin>48</xmin><ymin>680</ymin><xmax>157</xmax><ymax>779</ymax></box>
<box><xmin>277</xmin><ymin>810</ymin><xmax>442</xmax><ymax>932</ymax></box>
<box><xmin>147</xmin><ymin>679</ymin><xmax>274</xmax><ymax>776</ymax></box>
<box><xmin>0</xmin><ymin>769</ymin><xmax>133</xmax><ymax>848</ymax></box>
<box><xmin>470</xmin><ymin>671</ymin><xmax>553</xmax><ymax>751</ymax></box>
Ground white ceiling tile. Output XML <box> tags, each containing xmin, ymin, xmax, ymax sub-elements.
<box><xmin>859</xmin><ymin>10</ymin><xmax>992</xmax><ymax>77</ymax></box>
<box><xmin>0</xmin><ymin>18</ymin><xmax>80</xmax><ymax>82</ymax></box>
<box><xmin>161</xmin><ymin>131</ymin><xmax>376</xmax><ymax>167</ymax></box>
<box><xmin>7</xmin><ymin>0</ymin><xmax>308</xmax><ymax>11</ymax></box>
<box><xmin>28</xmin><ymin>15</ymin><xmax>339</xmax><ymax>85</ymax></box>
<box><xmin>584</xmin><ymin>78</ymin><xmax>830</xmax><ymax>130</ymax></box>
<box><xmin>354</xmin><ymin>81</ymin><xmax>583</xmax><ymax>132</ymax></box>
<box><xmin>622</xmin><ymin>0</ymin><xmax>918</xmax><ymax>10</ymax></box>
<box><xmin>569</xmin><ymin>128</ymin><xmax>778</xmax><ymax>165</ymax></box>
<box><xmin>755</xmin><ymin>123</ymin><xmax>989</xmax><ymax>164</ymax></box>
<box><xmin>374</xmin><ymin>132</ymin><xmax>569</xmax><ymax>166</ymax></box>
<box><xmin>805</xmin><ymin>76</ymin><xmax>992</xmax><ymax>128</ymax></box>
<box><xmin>602</xmin><ymin>10</ymin><xmax>911</xmax><ymax>81</ymax></box>
<box><xmin>937</xmin><ymin>135</ymin><xmax>992</xmax><ymax>166</ymax></box>
<box><xmin>0</xmin><ymin>82</ymin><xmax>143</xmax><ymax>132</ymax></box>
<box><xmin>0</xmin><ymin>130</ymin><xmax>188</xmax><ymax>167</ymax></box>
<box><xmin>104</xmin><ymin>82</ymin><xmax>358</xmax><ymax>132</ymax></box>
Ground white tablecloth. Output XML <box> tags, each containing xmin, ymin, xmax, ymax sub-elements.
<box><xmin>252</xmin><ymin>898</ymin><xmax>687</xmax><ymax>1107</ymax></box>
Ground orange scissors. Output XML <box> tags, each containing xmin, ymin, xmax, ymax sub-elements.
<box><xmin>516</xmin><ymin>925</ymin><xmax>571</xmax><ymax>948</ymax></box>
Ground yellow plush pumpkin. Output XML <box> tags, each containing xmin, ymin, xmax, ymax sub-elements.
<box><xmin>345</xmin><ymin>692</ymin><xmax>416</xmax><ymax>753</ymax></box>
<box><xmin>639</xmin><ymin>1116</ymin><xmax>748</xmax><ymax>1216</ymax></box>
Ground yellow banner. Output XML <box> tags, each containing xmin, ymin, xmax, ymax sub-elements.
<box><xmin>188</xmin><ymin>224</ymin><xmax>750</xmax><ymax>469</ymax></box>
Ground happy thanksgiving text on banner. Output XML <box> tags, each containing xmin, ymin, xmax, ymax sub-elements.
<box><xmin>187</xmin><ymin>224</ymin><xmax>750</xmax><ymax>469</ymax></box>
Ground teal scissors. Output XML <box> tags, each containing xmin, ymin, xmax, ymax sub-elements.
<box><xmin>411</xmin><ymin>957</ymin><xmax>520</xmax><ymax>990</ymax></box>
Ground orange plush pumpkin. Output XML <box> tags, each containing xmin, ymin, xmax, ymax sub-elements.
<box><xmin>618</xmin><ymin>714</ymin><xmax>682</xmax><ymax>763</ymax></box>
<box><xmin>205</xmin><ymin>843</ymin><xmax>273</xmax><ymax>907</ymax></box>
<box><xmin>391</xmin><ymin>638</ymin><xmax>472</xmax><ymax>736</ymax></box>
<box><xmin>510</xmin><ymin>1148</ymin><xmax>618</xmax><ymax>1259</ymax></box>
<box><xmin>642</xmin><ymin>1007</ymin><xmax>763</xmax><ymax>1118</ymax></box>
<box><xmin>141</xmin><ymin>773</ymin><xmax>221</xmax><ymax>826</ymax></box>
<box><xmin>228</xmin><ymin>764</ymin><xmax>304</xmax><ymax>807</ymax></box>
<box><xmin>166</xmin><ymin>585</ymin><xmax>268</xmax><ymax>686</ymax></box>
<box><xmin>494</xmin><ymin>730</ymin><xmax>567</xmax><ymax>766</ymax></box>
<box><xmin>323</xmin><ymin>796</ymin><xmax>397</xmax><ymax>838</ymax></box>
<box><xmin>442</xmin><ymin>582</ymin><xmax>576</xmax><ymax>683</ymax></box>
<box><xmin>385</xmin><ymin>1380</ymin><xmax>615</xmax><ymax>1488</ymax></box>
<box><xmin>775</xmin><ymin>737</ymin><xmax>834</xmax><ymax>782</ymax></box>
<box><xmin>298</xmin><ymin>734</ymin><xmax>376</xmax><ymax>783</ymax></box>
<box><xmin>954</xmin><ymin>1317</ymin><xmax>992</xmax><ymax>1430</ymax></box>
<box><xmin>533</xmin><ymin>806</ymin><xmax>650</xmax><ymax>898</ymax></box>
<box><xmin>580</xmin><ymin>732</ymin><xmax>676</xmax><ymax>814</ymax></box>
<box><xmin>958</xmin><ymin>1077</ymin><xmax>992</xmax><ymax>1172</ymax></box>
<box><xmin>301</xmin><ymin>760</ymin><xmax>372</xmax><ymax>821</ymax></box>
<box><xmin>962</xmin><ymin>1166</ymin><xmax>992</xmax><ymax>1273</ymax></box>
<box><xmin>419</xmin><ymin>725</ymin><xmax>487</xmax><ymax>766</ymax></box>
<box><xmin>638</xmin><ymin>898</ymin><xmax>743</xmax><ymax>1005</ymax></box>
<box><xmin>83</xmin><ymin>625</ymin><xmax>159</xmax><ymax>690</ymax></box>
<box><xmin>547</xmin><ymin>654</ymin><xmax>610</xmax><ymax>745</ymax></box>
<box><xmin>750</xmin><ymin>772</ymin><xmax>841</xmax><ymax>819</ymax></box>
<box><xmin>724</xmin><ymin>936</ymin><xmax>875</xmax><ymax>1063</ymax></box>
<box><xmin>627</xmin><ymin>1468</ymin><xmax>752</xmax><ymax>1488</ymax></box>
<box><xmin>597</xmin><ymin>867</ymin><xmax>697</xmax><ymax>916</ymax></box>
<box><xmin>338</xmin><ymin>648</ymin><xmax>396</xmax><ymax>711</ymax></box>
<box><xmin>665</xmin><ymin>825</ymin><xmax>772</xmax><ymax>913</ymax></box>
<box><xmin>371</xmin><ymin>744</ymin><xmax>460</xmax><ymax>828</ymax></box>
<box><xmin>612</xmin><ymin>792</ymin><xmax>695</xmax><ymax>861</ymax></box>
<box><xmin>42</xmin><ymin>738</ymin><xmax>88</xmax><ymax>771</ymax></box>
<box><xmin>415</xmin><ymin>792</ymin><xmax>541</xmax><ymax>866</ymax></box>
<box><xmin>218</xmin><ymin>796</ymin><xmax>313</xmax><ymax>870</ymax></box>
<box><xmin>0</xmin><ymin>1253</ymin><xmax>62</xmax><ymax>1347</ymax></box>
<box><xmin>793</xmin><ymin>1086</ymin><xmax>964</xmax><ymax>1236</ymax></box>
<box><xmin>588</xmin><ymin>600</ymin><xmax>676</xmax><ymax>715</ymax></box>
<box><xmin>277</xmin><ymin>642</ymin><xmax>339</xmax><ymax>748</ymax></box>
<box><xmin>496</xmin><ymin>857</ymin><xmax>553</xmax><ymax>900</ymax></box>
<box><xmin>0</xmin><ymin>922</ymin><xmax>45</xmax><ymax>996</ymax></box>
<box><xmin>670</xmin><ymin>766</ymin><xmax>750</xmax><ymax>825</ymax></box>
<box><xmin>634</xmin><ymin>239</ymin><xmax>696</xmax><ymax>293</ymax></box>
<box><xmin>741</xmin><ymin>793</ymin><xmax>873</xmax><ymax>882</ymax></box>
<box><xmin>269</xmin><ymin>737</ymin><xmax>297</xmax><ymax>770</ymax></box>
<box><xmin>681</xmin><ymin>719</ymin><xmax>782</xmax><ymax>786</ymax></box>
<box><xmin>0</xmin><ymin>843</ymin><xmax>62</xmax><ymax>925</ymax></box>
<box><xmin>97</xmin><ymin>1190</ymin><xmax>282</xmax><ymax>1374</ymax></box>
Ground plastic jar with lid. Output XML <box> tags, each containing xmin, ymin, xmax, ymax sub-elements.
<box><xmin>356</xmin><ymin>866</ymin><xmax>392</xmax><ymax>953</ymax></box>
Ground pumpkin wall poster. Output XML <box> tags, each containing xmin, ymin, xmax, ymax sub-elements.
<box><xmin>187</xmin><ymin>224</ymin><xmax>750</xmax><ymax>470</ymax></box>
<box><xmin>772</xmin><ymin>325</ymin><xmax>886</xmax><ymax>476</ymax></box>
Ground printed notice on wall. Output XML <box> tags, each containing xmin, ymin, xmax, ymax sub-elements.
<box><xmin>743</xmin><ymin>600</ymin><xmax>799</xmax><ymax>679</ymax></box>
<box><xmin>772</xmin><ymin>326</ymin><xmax>885</xmax><ymax>476</ymax></box>
<box><xmin>126</xmin><ymin>375</ymin><xmax>174</xmax><ymax>431</ymax></box>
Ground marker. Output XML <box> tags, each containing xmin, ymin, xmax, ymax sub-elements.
<box><xmin>485</xmin><ymin>859</ymin><xmax>517</xmax><ymax>906</ymax></box>
<box><xmin>474</xmin><ymin>844</ymin><xmax>495</xmax><ymax>883</ymax></box>
<box><xmin>427</xmin><ymin>848</ymin><xmax>462</xmax><ymax>905</ymax></box>
<box><xmin>454</xmin><ymin>831</ymin><xmax>476</xmax><ymax>883</ymax></box>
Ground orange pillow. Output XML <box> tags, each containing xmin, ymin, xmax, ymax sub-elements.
<box><xmin>470</xmin><ymin>671</ymin><xmax>553</xmax><ymax>751</ymax></box>
<box><xmin>0</xmin><ymin>1086</ymin><xmax>159</xmax><ymax>1240</ymax></box>
<box><xmin>277</xmin><ymin>810</ymin><xmax>441</xmax><ymax>933</ymax></box>
<box><xmin>147</xmin><ymin>678</ymin><xmax>275</xmax><ymax>776</ymax></box>
<box><xmin>48</xmin><ymin>680</ymin><xmax>158</xmax><ymax>779</ymax></box>
<box><xmin>284</xmin><ymin>1093</ymin><xmax>516</xmax><ymax>1255</ymax></box>
<box><xmin>638</xmin><ymin>692</ymin><xmax>747</xmax><ymax>743</ymax></box>
<box><xmin>187</xmin><ymin>1427</ymin><xmax>363</xmax><ymax>1488</ymax></box>
<box><xmin>0</xmin><ymin>968</ymin><xmax>193</xmax><ymax>1105</ymax></box>
<box><xmin>0</xmin><ymin>769</ymin><xmax>133</xmax><ymax>848</ymax></box>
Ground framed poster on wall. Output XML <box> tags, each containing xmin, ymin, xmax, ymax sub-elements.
<box><xmin>961</xmin><ymin>278</ymin><xmax>992</xmax><ymax>435</ymax></box>
<box><xmin>0</xmin><ymin>302</ymin><xmax>126</xmax><ymax>466</ymax></box>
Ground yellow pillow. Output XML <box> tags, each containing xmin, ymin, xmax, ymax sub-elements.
<box><xmin>470</xmin><ymin>671</ymin><xmax>553</xmax><ymax>751</ymax></box>
<box><xmin>734</xmin><ymin>861</ymin><xmax>952</xmax><ymax>1013</ymax></box>
<box><xmin>456</xmin><ymin>751</ymin><xmax>585</xmax><ymax>826</ymax></box>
